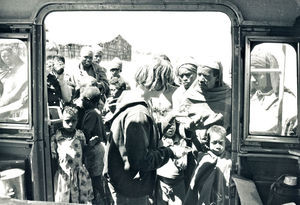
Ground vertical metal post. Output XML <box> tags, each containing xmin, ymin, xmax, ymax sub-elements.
<box><xmin>297</xmin><ymin>42</ymin><xmax>300</xmax><ymax>140</ymax></box>
<box><xmin>31</xmin><ymin>23</ymin><xmax>54</xmax><ymax>201</ymax></box>
<box><xmin>278</xmin><ymin>44</ymin><xmax>286</xmax><ymax>134</ymax></box>
<box><xmin>230</xmin><ymin>23</ymin><xmax>241</xmax><ymax>205</ymax></box>
<box><xmin>31</xmin><ymin>24</ymin><xmax>47</xmax><ymax>201</ymax></box>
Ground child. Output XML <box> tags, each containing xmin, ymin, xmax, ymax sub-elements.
<box><xmin>51</xmin><ymin>106</ymin><xmax>93</xmax><ymax>204</ymax></box>
<box><xmin>157</xmin><ymin>116</ymin><xmax>190</xmax><ymax>205</ymax></box>
<box><xmin>184</xmin><ymin>125</ymin><xmax>231</xmax><ymax>205</ymax></box>
<box><xmin>102</xmin><ymin>77</ymin><xmax>126</xmax><ymax>119</ymax></box>
<box><xmin>80</xmin><ymin>85</ymin><xmax>109</xmax><ymax>204</ymax></box>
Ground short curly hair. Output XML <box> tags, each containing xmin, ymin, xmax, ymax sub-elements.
<box><xmin>206</xmin><ymin>125</ymin><xmax>226</xmax><ymax>144</ymax></box>
<box><xmin>135</xmin><ymin>55</ymin><xmax>174</xmax><ymax>91</ymax></box>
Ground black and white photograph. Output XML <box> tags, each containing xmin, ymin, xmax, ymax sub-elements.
<box><xmin>0</xmin><ymin>1</ymin><xmax>299</xmax><ymax>205</ymax></box>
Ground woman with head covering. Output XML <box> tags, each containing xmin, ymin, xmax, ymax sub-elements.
<box><xmin>0</xmin><ymin>45</ymin><xmax>28</xmax><ymax>122</ymax></box>
<box><xmin>178</xmin><ymin>59</ymin><xmax>232</xmax><ymax>142</ymax></box>
<box><xmin>249</xmin><ymin>50</ymin><xmax>297</xmax><ymax>135</ymax></box>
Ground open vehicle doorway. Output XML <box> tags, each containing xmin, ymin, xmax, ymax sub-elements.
<box><xmin>43</xmin><ymin>10</ymin><xmax>233</xmax><ymax>204</ymax></box>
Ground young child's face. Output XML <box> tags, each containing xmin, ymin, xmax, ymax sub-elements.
<box><xmin>209</xmin><ymin>132</ymin><xmax>226</xmax><ymax>156</ymax></box>
<box><xmin>165</xmin><ymin>120</ymin><xmax>176</xmax><ymax>138</ymax></box>
<box><xmin>62</xmin><ymin>113</ymin><xmax>78</xmax><ymax>131</ymax></box>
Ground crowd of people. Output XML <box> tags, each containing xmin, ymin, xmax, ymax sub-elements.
<box><xmin>0</xmin><ymin>41</ymin><xmax>296</xmax><ymax>205</ymax></box>
<box><xmin>44</xmin><ymin>42</ymin><xmax>234</xmax><ymax>205</ymax></box>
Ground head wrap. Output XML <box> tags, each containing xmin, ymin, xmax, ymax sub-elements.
<box><xmin>251</xmin><ymin>50</ymin><xmax>279</xmax><ymax>69</ymax></box>
<box><xmin>199</xmin><ymin>59</ymin><xmax>224</xmax><ymax>87</ymax></box>
<box><xmin>250</xmin><ymin>50</ymin><xmax>279</xmax><ymax>94</ymax></box>
<box><xmin>175</xmin><ymin>56</ymin><xmax>198</xmax><ymax>76</ymax></box>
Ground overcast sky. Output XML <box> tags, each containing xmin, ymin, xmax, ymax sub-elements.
<box><xmin>45</xmin><ymin>11</ymin><xmax>231</xmax><ymax>61</ymax></box>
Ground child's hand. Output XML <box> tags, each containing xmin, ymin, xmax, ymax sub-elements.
<box><xmin>207</xmin><ymin>151</ymin><xmax>218</xmax><ymax>162</ymax></box>
<box><xmin>169</xmin><ymin>145</ymin><xmax>192</xmax><ymax>159</ymax></box>
<box><xmin>174</xmin><ymin>157</ymin><xmax>187</xmax><ymax>171</ymax></box>
<box><xmin>88</xmin><ymin>136</ymin><xmax>99</xmax><ymax>147</ymax></box>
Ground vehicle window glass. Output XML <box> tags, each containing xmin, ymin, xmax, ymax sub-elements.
<box><xmin>0</xmin><ymin>39</ymin><xmax>29</xmax><ymax>124</ymax></box>
<box><xmin>249</xmin><ymin>43</ymin><xmax>297</xmax><ymax>136</ymax></box>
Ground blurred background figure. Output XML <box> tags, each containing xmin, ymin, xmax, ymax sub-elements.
<box><xmin>107</xmin><ymin>57</ymin><xmax>130</xmax><ymax>90</ymax></box>
<box><xmin>93</xmin><ymin>45</ymin><xmax>107</xmax><ymax>73</ymax></box>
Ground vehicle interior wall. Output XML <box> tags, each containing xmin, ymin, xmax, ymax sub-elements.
<box><xmin>240</xmin><ymin>156</ymin><xmax>299</xmax><ymax>204</ymax></box>
<box><xmin>0</xmin><ymin>140</ymin><xmax>33</xmax><ymax>200</ymax></box>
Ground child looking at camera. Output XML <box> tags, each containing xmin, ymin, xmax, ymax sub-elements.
<box><xmin>184</xmin><ymin>125</ymin><xmax>231</xmax><ymax>205</ymax></box>
<box><xmin>51</xmin><ymin>106</ymin><xmax>93</xmax><ymax>204</ymax></box>
<box><xmin>157</xmin><ymin>116</ymin><xmax>190</xmax><ymax>205</ymax></box>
